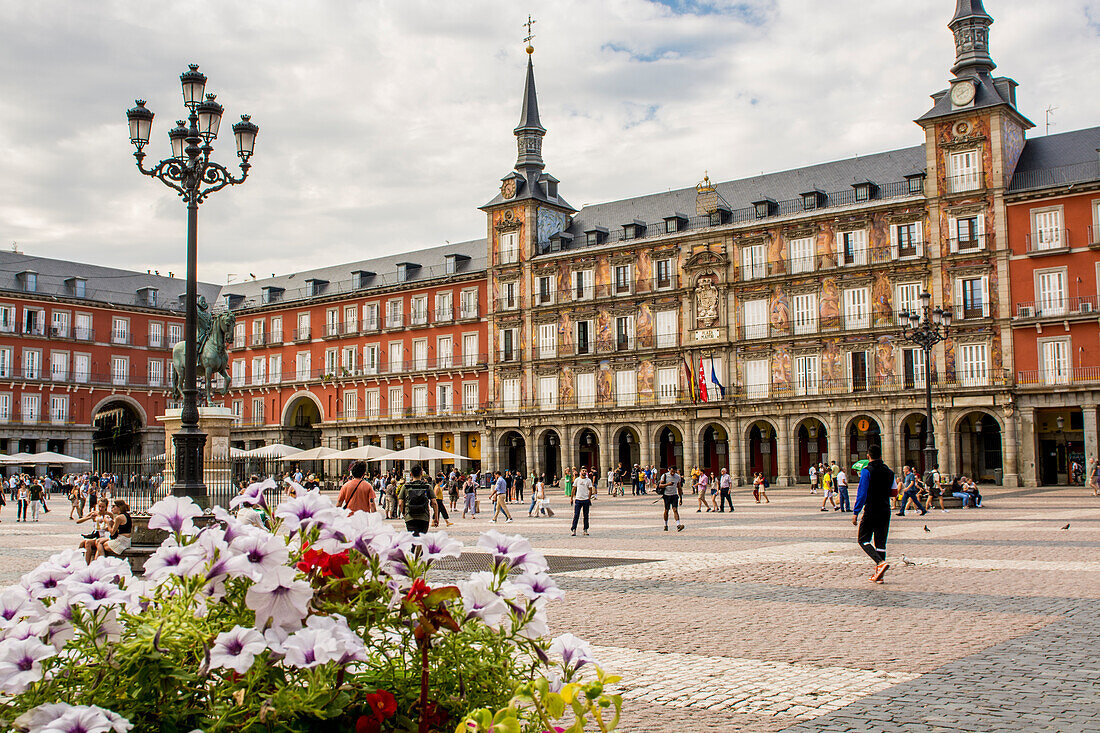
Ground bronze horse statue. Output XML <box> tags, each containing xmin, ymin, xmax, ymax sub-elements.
<box><xmin>171</xmin><ymin>311</ymin><xmax>235</xmax><ymax>405</ymax></box>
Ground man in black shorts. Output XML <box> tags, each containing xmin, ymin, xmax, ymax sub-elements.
<box><xmin>658</xmin><ymin>466</ymin><xmax>685</xmax><ymax>532</ymax></box>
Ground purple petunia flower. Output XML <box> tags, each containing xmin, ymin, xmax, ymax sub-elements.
<box><xmin>245</xmin><ymin>566</ymin><xmax>313</xmax><ymax>631</ymax></box>
<box><xmin>550</xmin><ymin>632</ymin><xmax>597</xmax><ymax>671</ymax></box>
<box><xmin>417</xmin><ymin>532</ymin><xmax>463</xmax><ymax>564</ymax></box>
<box><xmin>209</xmin><ymin>625</ymin><xmax>267</xmax><ymax>675</ymax></box>
<box><xmin>13</xmin><ymin>702</ymin><xmax>132</xmax><ymax>733</ymax></box>
<box><xmin>0</xmin><ymin>636</ymin><xmax>56</xmax><ymax>694</ymax></box>
<box><xmin>512</xmin><ymin>572</ymin><xmax>565</xmax><ymax>602</ymax></box>
<box><xmin>274</xmin><ymin>490</ymin><xmax>341</xmax><ymax>535</ymax></box>
<box><xmin>476</xmin><ymin>530</ymin><xmax>548</xmax><ymax>573</ymax></box>
<box><xmin>227</xmin><ymin>533</ymin><xmax>289</xmax><ymax>581</ymax></box>
<box><xmin>457</xmin><ymin>576</ymin><xmax>508</xmax><ymax>629</ymax></box>
<box><xmin>148</xmin><ymin>495</ymin><xmax>204</xmax><ymax>536</ymax></box>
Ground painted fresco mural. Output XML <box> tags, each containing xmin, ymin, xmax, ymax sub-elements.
<box><xmin>638</xmin><ymin>360</ymin><xmax>655</xmax><ymax>399</ymax></box>
<box><xmin>821</xmin><ymin>338</ymin><xmax>843</xmax><ymax>386</ymax></box>
<box><xmin>595</xmin><ymin>255</ymin><xmax>611</xmax><ymax>292</ymax></box>
<box><xmin>768</xmin><ymin>232</ymin><xmax>786</xmax><ymax>275</ymax></box>
<box><xmin>772</xmin><ymin>346</ymin><xmax>791</xmax><ymax>393</ymax></box>
<box><xmin>595</xmin><ymin>307</ymin><xmax>613</xmax><ymax>352</ymax></box>
<box><xmin>637</xmin><ymin>302</ymin><xmax>654</xmax><ymax>349</ymax></box>
<box><xmin>1002</xmin><ymin>118</ymin><xmax>1026</xmax><ymax>182</ymax></box>
<box><xmin>869</xmin><ymin>212</ymin><xmax>891</xmax><ymax>262</ymax></box>
<box><xmin>597</xmin><ymin>361</ymin><xmax>613</xmax><ymax>404</ymax></box>
<box><xmin>558</xmin><ymin>310</ymin><xmax>572</xmax><ymax>353</ymax></box>
<box><xmin>636</xmin><ymin>250</ymin><xmax>652</xmax><ymax>294</ymax></box>
<box><xmin>769</xmin><ymin>286</ymin><xmax>790</xmax><ymax>334</ymax></box>
<box><xmin>875</xmin><ymin>336</ymin><xmax>895</xmax><ymax>382</ymax></box>
<box><xmin>820</xmin><ymin>277</ymin><xmax>840</xmax><ymax>330</ymax></box>
<box><xmin>559</xmin><ymin>366</ymin><xmax>575</xmax><ymax>407</ymax></box>
<box><xmin>816</xmin><ymin>221</ymin><xmax>837</xmax><ymax>269</ymax></box>
<box><xmin>872</xmin><ymin>271</ymin><xmax>893</xmax><ymax>326</ymax></box>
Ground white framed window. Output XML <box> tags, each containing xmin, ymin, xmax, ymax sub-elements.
<box><xmin>539</xmin><ymin>376</ymin><xmax>558</xmax><ymax>410</ymax></box>
<box><xmin>573</xmin><ymin>269</ymin><xmax>594</xmax><ymax>300</ymax></box>
<box><xmin>744</xmin><ymin>358</ymin><xmax>769</xmax><ymax>399</ymax></box>
<box><xmin>656</xmin><ymin>310</ymin><xmax>678</xmax><ymax>348</ymax></box>
<box><xmin>705</xmin><ymin>357</ymin><xmax>724</xmax><ymax>398</ymax></box>
<box><xmin>950</xmin><ymin>214</ymin><xmax>985</xmax><ymax>252</ymax></box>
<box><xmin>385</xmin><ymin>299</ymin><xmax>403</xmax><ymax>328</ymax></box>
<box><xmin>365</xmin><ymin>389</ymin><xmax>380</xmax><ymax>418</ymax></box>
<box><xmin>147</xmin><ymin>320</ymin><xmax>162</xmax><ymax>347</ymax></box>
<box><xmin>435</xmin><ymin>291</ymin><xmax>453</xmax><ymax>321</ymax></box>
<box><xmin>1032</xmin><ymin>208</ymin><xmax>1063</xmax><ymax>250</ymax></box>
<box><xmin>575</xmin><ymin>320</ymin><xmax>592</xmax><ymax>355</ymax></box>
<box><xmin>269</xmin><ymin>354</ymin><xmax>282</xmax><ymax>383</ymax></box>
<box><xmin>111</xmin><ymin>355</ymin><xmax>129</xmax><ymax>386</ymax></box>
<box><xmin>896</xmin><ymin>282</ymin><xmax>922</xmax><ymax>324</ymax></box>
<box><xmin>73</xmin><ymin>354</ymin><xmax>90</xmax><ymax>383</ymax></box>
<box><xmin>231</xmin><ymin>400</ymin><xmax>242</xmax><ymax>418</ymax></box>
<box><xmin>463</xmin><ymin>333</ymin><xmax>479</xmax><ymax>366</ymax></box>
<box><xmin>437</xmin><ymin>336</ymin><xmax>453</xmax><ymax>369</ymax></box>
<box><xmin>843</xmin><ymin>287</ymin><xmax>870</xmax><ymax>330</ymax></box>
<box><xmin>343</xmin><ymin>305</ymin><xmax>357</xmax><ymax>333</ymax></box>
<box><xmin>437</xmin><ymin>383</ymin><xmax>453</xmax><ymax>414</ymax></box>
<box><xmin>902</xmin><ymin>347</ymin><xmax>926</xmax><ymax>389</ymax></box>
<box><xmin>615</xmin><ymin>315</ymin><xmax>635</xmax><ymax>351</ymax></box>
<box><xmin>891</xmin><ymin>222</ymin><xmax>923</xmax><ymax>259</ymax></box>
<box><xmin>838</xmin><ymin>229</ymin><xmax>868</xmax><ymax>266</ymax></box>
<box><xmin>362</xmin><ymin>345</ymin><xmax>379</xmax><ymax>375</ymax></box>
<box><xmin>0</xmin><ymin>305</ymin><xmax>14</xmax><ymax>333</ymax></box>
<box><xmin>361</xmin><ymin>304</ymin><xmax>378</xmax><ymax>331</ymax></box>
<box><xmin>789</xmin><ymin>237</ymin><xmax>814</xmax><ymax>274</ymax></box>
<box><xmin>948</xmin><ymin>149</ymin><xmax>980</xmax><ymax>192</ymax></box>
<box><xmin>657</xmin><ymin>367</ymin><xmax>678</xmax><ymax>405</ymax></box>
<box><xmin>411</xmin><ymin>296</ymin><xmax>428</xmax><ymax>325</ymax></box>
<box><xmin>462</xmin><ymin>382</ymin><xmax>479</xmax><ymax>413</ymax></box>
<box><xmin>741</xmin><ymin>243</ymin><xmax>766</xmax><ymax>280</ymax></box>
<box><xmin>296</xmin><ymin>312</ymin><xmax>311</xmax><ymax>340</ymax></box>
<box><xmin>0</xmin><ymin>393</ymin><xmax>10</xmax><ymax>422</ymax></box>
<box><xmin>49</xmin><ymin>395</ymin><xmax>68</xmax><ymax>424</ymax></box>
<box><xmin>324</xmin><ymin>348</ymin><xmax>338</xmax><ymax>376</ymax></box>
<box><xmin>743</xmin><ymin>299</ymin><xmax>768</xmax><ymax>339</ymax></box>
<box><xmin>233</xmin><ymin>322</ymin><xmax>246</xmax><ymax>349</ymax></box>
<box><xmin>388</xmin><ymin>386</ymin><xmax>404</xmax><ymax>418</ymax></box>
<box><xmin>536</xmin><ymin>275</ymin><xmax>555</xmax><ymax>306</ymax></box>
<box><xmin>23</xmin><ymin>307</ymin><xmax>44</xmax><ymax>336</ymax></box>
<box><xmin>958</xmin><ymin>342</ymin><xmax>989</xmax><ymax>386</ymax></box>
<box><xmin>795</xmin><ymin>355</ymin><xmax>819</xmax><ymax>396</ymax></box>
<box><xmin>793</xmin><ymin>293</ymin><xmax>818</xmax><ymax>335</ymax></box>
<box><xmin>655</xmin><ymin>258</ymin><xmax>674</xmax><ymax>289</ymax></box>
<box><xmin>324</xmin><ymin>308</ymin><xmax>339</xmax><ymax>338</ymax></box>
<box><xmin>538</xmin><ymin>323</ymin><xmax>557</xmax><ymax>359</ymax></box>
<box><xmin>502</xmin><ymin>377</ymin><xmax>521</xmax><ymax>410</ymax></box>
<box><xmin>148</xmin><ymin>359</ymin><xmax>163</xmax><ymax>387</ymax></box>
<box><xmin>295</xmin><ymin>352</ymin><xmax>311</xmax><ymax>380</ymax></box>
<box><xmin>412</xmin><ymin>385</ymin><xmax>428</xmax><ymax>416</ymax></box>
<box><xmin>614</xmin><ymin>264</ymin><xmax>633</xmax><ymax>295</ymax></box>
<box><xmin>577</xmin><ymin>372</ymin><xmax>596</xmax><ymax>409</ymax></box>
<box><xmin>1041</xmin><ymin>339</ymin><xmax>1069</xmax><ymax>385</ymax></box>
<box><xmin>167</xmin><ymin>322</ymin><xmax>182</xmax><ymax>346</ymax></box>
<box><xmin>52</xmin><ymin>311</ymin><xmax>71</xmax><ymax>339</ymax></box>
<box><xmin>500</xmin><ymin>281</ymin><xmax>518</xmax><ymax>310</ymax></box>
<box><xmin>251</xmin><ymin>356</ymin><xmax>266</xmax><ymax>385</ymax></box>
<box><xmin>499</xmin><ymin>231</ymin><xmax>519</xmax><ymax>264</ymax></box>
<box><xmin>22</xmin><ymin>349</ymin><xmax>41</xmax><ymax>379</ymax></box>
<box><xmin>231</xmin><ymin>359</ymin><xmax>245</xmax><ymax>387</ymax></box>
<box><xmin>252</xmin><ymin>397</ymin><xmax>266</xmax><ymax>423</ymax></box>
<box><xmin>954</xmin><ymin>275</ymin><xmax>989</xmax><ymax>319</ymax></box>
<box><xmin>1036</xmin><ymin>269</ymin><xmax>1066</xmax><ymax>316</ymax></box>
<box><xmin>460</xmin><ymin>289</ymin><xmax>479</xmax><ymax>319</ymax></box>
<box><xmin>848</xmin><ymin>351</ymin><xmax>869</xmax><ymax>392</ymax></box>
<box><xmin>0</xmin><ymin>347</ymin><xmax>10</xmax><ymax>378</ymax></box>
<box><xmin>500</xmin><ymin>327</ymin><xmax>518</xmax><ymax>362</ymax></box>
<box><xmin>50</xmin><ymin>351</ymin><xmax>69</xmax><ymax>381</ymax></box>
<box><xmin>21</xmin><ymin>394</ymin><xmax>40</xmax><ymax>423</ymax></box>
<box><xmin>111</xmin><ymin>317</ymin><xmax>129</xmax><ymax>344</ymax></box>
<box><xmin>412</xmin><ymin>339</ymin><xmax>428</xmax><ymax>370</ymax></box>
<box><xmin>615</xmin><ymin>370</ymin><xmax>636</xmax><ymax>407</ymax></box>
<box><xmin>388</xmin><ymin>342</ymin><xmax>404</xmax><ymax>373</ymax></box>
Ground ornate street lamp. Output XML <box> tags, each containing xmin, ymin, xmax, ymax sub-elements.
<box><xmin>902</xmin><ymin>291</ymin><xmax>951</xmax><ymax>488</ymax></box>
<box><xmin>126</xmin><ymin>65</ymin><xmax>258</xmax><ymax>505</ymax></box>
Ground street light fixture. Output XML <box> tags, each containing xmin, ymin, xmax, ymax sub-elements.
<box><xmin>902</xmin><ymin>290</ymin><xmax>951</xmax><ymax>489</ymax></box>
<box><xmin>126</xmin><ymin>64</ymin><xmax>258</xmax><ymax>506</ymax></box>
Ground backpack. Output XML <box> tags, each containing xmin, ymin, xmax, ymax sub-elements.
<box><xmin>404</xmin><ymin>482</ymin><xmax>432</xmax><ymax>513</ymax></box>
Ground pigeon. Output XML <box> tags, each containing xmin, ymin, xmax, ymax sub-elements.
<box><xmin>902</xmin><ymin>556</ymin><xmax>915</xmax><ymax>566</ymax></box>
<box><xmin>923</xmin><ymin>525</ymin><xmax>931</xmax><ymax>533</ymax></box>
<box><xmin>1060</xmin><ymin>523</ymin><xmax>1070</xmax><ymax>530</ymax></box>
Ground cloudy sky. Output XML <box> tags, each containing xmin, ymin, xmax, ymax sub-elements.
<box><xmin>1</xmin><ymin>0</ymin><xmax>1098</xmax><ymax>284</ymax></box>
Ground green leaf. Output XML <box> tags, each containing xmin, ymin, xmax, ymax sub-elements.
<box><xmin>423</xmin><ymin>586</ymin><xmax>461</xmax><ymax>606</ymax></box>
<box><xmin>544</xmin><ymin>692</ymin><xmax>565</xmax><ymax>718</ymax></box>
<box><xmin>492</xmin><ymin>706</ymin><xmax>516</xmax><ymax>723</ymax></box>
<box><xmin>491</xmin><ymin>718</ymin><xmax>521</xmax><ymax>733</ymax></box>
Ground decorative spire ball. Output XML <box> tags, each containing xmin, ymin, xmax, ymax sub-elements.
<box><xmin>527</xmin><ymin>44</ymin><xmax>534</xmax><ymax>55</ymax></box>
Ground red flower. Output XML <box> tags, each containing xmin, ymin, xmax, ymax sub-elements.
<box><xmin>404</xmin><ymin>577</ymin><xmax>432</xmax><ymax>604</ymax></box>
<box><xmin>365</xmin><ymin>689</ymin><xmax>398</xmax><ymax>721</ymax></box>
<box><xmin>296</xmin><ymin>547</ymin><xmax>350</xmax><ymax>578</ymax></box>
<box><xmin>355</xmin><ymin>714</ymin><xmax>381</xmax><ymax>733</ymax></box>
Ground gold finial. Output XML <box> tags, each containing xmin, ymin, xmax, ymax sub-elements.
<box><xmin>696</xmin><ymin>170</ymin><xmax>715</xmax><ymax>193</ymax></box>
<box><xmin>524</xmin><ymin>14</ymin><xmax>536</xmax><ymax>54</ymax></box>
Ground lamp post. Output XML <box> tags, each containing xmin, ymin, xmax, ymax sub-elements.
<box><xmin>902</xmin><ymin>291</ymin><xmax>952</xmax><ymax>488</ymax></box>
<box><xmin>126</xmin><ymin>65</ymin><xmax>258</xmax><ymax>505</ymax></box>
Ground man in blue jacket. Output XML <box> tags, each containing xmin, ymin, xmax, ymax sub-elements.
<box><xmin>851</xmin><ymin>444</ymin><xmax>895</xmax><ymax>583</ymax></box>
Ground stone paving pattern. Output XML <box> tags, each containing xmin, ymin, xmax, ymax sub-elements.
<box><xmin>2</xmin><ymin>485</ymin><xmax>1098</xmax><ymax>731</ymax></box>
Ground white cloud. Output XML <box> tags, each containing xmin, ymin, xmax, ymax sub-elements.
<box><xmin>0</xmin><ymin>0</ymin><xmax>1096</xmax><ymax>282</ymax></box>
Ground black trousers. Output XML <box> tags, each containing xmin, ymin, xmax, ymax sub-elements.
<box><xmin>718</xmin><ymin>489</ymin><xmax>734</xmax><ymax>511</ymax></box>
<box><xmin>857</xmin><ymin>511</ymin><xmax>890</xmax><ymax>564</ymax></box>
<box><xmin>571</xmin><ymin>499</ymin><xmax>591</xmax><ymax>532</ymax></box>
<box><xmin>435</xmin><ymin>499</ymin><xmax>449</xmax><ymax>521</ymax></box>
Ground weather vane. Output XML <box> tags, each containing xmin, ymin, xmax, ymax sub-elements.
<box><xmin>524</xmin><ymin>14</ymin><xmax>536</xmax><ymax>54</ymax></box>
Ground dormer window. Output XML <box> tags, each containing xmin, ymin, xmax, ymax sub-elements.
<box><xmin>623</xmin><ymin>220</ymin><xmax>647</xmax><ymax>240</ymax></box>
<box><xmin>540</xmin><ymin>174</ymin><xmax>559</xmax><ymax>199</ymax></box>
<box><xmin>752</xmin><ymin>199</ymin><xmax>777</xmax><ymax>219</ymax></box>
<box><xmin>906</xmin><ymin>173</ymin><xmax>926</xmax><ymax>195</ymax></box>
<box><xmin>261</xmin><ymin>286</ymin><xmax>284</xmax><ymax>304</ymax></box>
<box><xmin>708</xmin><ymin>205</ymin><xmax>732</xmax><ymax>226</ymax></box>
<box><xmin>801</xmin><ymin>190</ymin><xmax>825</xmax><ymax>211</ymax></box>
<box><xmin>352</xmin><ymin>270</ymin><xmax>375</xmax><ymax>289</ymax></box>
<box><xmin>66</xmin><ymin>277</ymin><xmax>86</xmax><ymax>298</ymax></box>
<box><xmin>137</xmin><ymin>287</ymin><xmax>158</xmax><ymax>307</ymax></box>
<box><xmin>224</xmin><ymin>294</ymin><xmax>245</xmax><ymax>310</ymax></box>
<box><xmin>306</xmin><ymin>278</ymin><xmax>328</xmax><ymax>297</ymax></box>
<box><xmin>444</xmin><ymin>254</ymin><xmax>470</xmax><ymax>275</ymax></box>
<box><xmin>664</xmin><ymin>213</ymin><xmax>688</xmax><ymax>233</ymax></box>
<box><xmin>549</xmin><ymin>232</ymin><xmax>573</xmax><ymax>252</ymax></box>
<box><xmin>17</xmin><ymin>271</ymin><xmax>37</xmax><ymax>292</ymax></box>
<box><xmin>396</xmin><ymin>262</ymin><xmax>420</xmax><ymax>283</ymax></box>
<box><xmin>585</xmin><ymin>227</ymin><xmax>608</xmax><ymax>246</ymax></box>
<box><xmin>853</xmin><ymin>182</ymin><xmax>878</xmax><ymax>202</ymax></box>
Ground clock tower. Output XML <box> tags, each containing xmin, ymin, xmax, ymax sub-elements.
<box><xmin>915</xmin><ymin>0</ymin><xmax>1033</xmax><ymax>488</ymax></box>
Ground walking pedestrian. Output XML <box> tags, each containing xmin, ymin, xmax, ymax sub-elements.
<box><xmin>489</xmin><ymin>471</ymin><xmax>513</xmax><ymax>524</ymax></box>
<box><xmin>29</xmin><ymin>481</ymin><xmax>42</xmax><ymax>522</ymax></box>
<box><xmin>809</xmin><ymin>464</ymin><xmax>818</xmax><ymax>494</ymax></box>
<box><xmin>836</xmin><ymin>465</ymin><xmax>851</xmax><ymax>512</ymax></box>
<box><xmin>820</xmin><ymin>468</ymin><xmax>837</xmax><ymax>511</ymax></box>
<box><xmin>717</xmin><ymin>467</ymin><xmax>734</xmax><ymax>512</ymax></box>
<box><xmin>462</xmin><ymin>474</ymin><xmax>478</xmax><ymax>519</ymax></box>
<box><xmin>337</xmin><ymin>461</ymin><xmax>377</xmax><ymax>514</ymax></box>
<box><xmin>397</xmin><ymin>464</ymin><xmax>433</xmax><ymax>536</ymax></box>
<box><xmin>895</xmin><ymin>465</ymin><xmax>928</xmax><ymax>517</ymax></box>
<box><xmin>658</xmin><ymin>465</ymin><xmax>685</xmax><ymax>532</ymax></box>
<box><xmin>851</xmin><ymin>444</ymin><xmax>895</xmax><ymax>583</ymax></box>
<box><xmin>570</xmin><ymin>468</ymin><xmax>594</xmax><ymax>536</ymax></box>
<box><xmin>1089</xmin><ymin>458</ymin><xmax>1100</xmax><ymax>497</ymax></box>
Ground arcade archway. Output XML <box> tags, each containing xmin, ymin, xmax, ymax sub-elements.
<box><xmin>92</xmin><ymin>400</ymin><xmax>145</xmax><ymax>474</ymax></box>
<box><xmin>699</xmin><ymin>423</ymin><xmax>729</xmax><ymax>473</ymax></box>
<box><xmin>498</xmin><ymin>431</ymin><xmax>527</xmax><ymax>474</ymax></box>
<box><xmin>576</xmin><ymin>428</ymin><xmax>600</xmax><ymax>474</ymax></box>
<box><xmin>846</xmin><ymin>415</ymin><xmax>882</xmax><ymax>466</ymax></box>
<box><xmin>795</xmin><ymin>418</ymin><xmax>827</xmax><ymax>479</ymax></box>
<box><xmin>746</xmin><ymin>420</ymin><xmax>778</xmax><ymax>482</ymax></box>
<box><xmin>539</xmin><ymin>429</ymin><xmax>561</xmax><ymax>482</ymax></box>
<box><xmin>614</xmin><ymin>427</ymin><xmax>641</xmax><ymax>472</ymax></box>
<box><xmin>900</xmin><ymin>413</ymin><xmax>928</xmax><ymax>474</ymax></box>
<box><xmin>656</xmin><ymin>425</ymin><xmax>683</xmax><ymax>470</ymax></box>
<box><xmin>956</xmin><ymin>411</ymin><xmax>1003</xmax><ymax>483</ymax></box>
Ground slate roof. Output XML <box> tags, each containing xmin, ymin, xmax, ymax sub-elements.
<box><xmin>216</xmin><ymin>238</ymin><xmax>487</xmax><ymax>309</ymax></box>
<box><xmin>1010</xmin><ymin>126</ymin><xmax>1100</xmax><ymax>179</ymax></box>
<box><xmin>0</xmin><ymin>250</ymin><xmax>221</xmax><ymax>311</ymax></box>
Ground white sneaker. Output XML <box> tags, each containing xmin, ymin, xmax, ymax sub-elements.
<box><xmin>488</xmin><ymin>519</ymin><xmax>496</xmax><ymax>523</ymax></box>
<box><xmin>505</xmin><ymin>518</ymin><xmax>513</xmax><ymax>523</ymax></box>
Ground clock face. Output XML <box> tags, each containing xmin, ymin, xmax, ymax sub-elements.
<box><xmin>500</xmin><ymin>177</ymin><xmax>516</xmax><ymax>199</ymax></box>
<box><xmin>951</xmin><ymin>81</ymin><xmax>976</xmax><ymax>107</ymax></box>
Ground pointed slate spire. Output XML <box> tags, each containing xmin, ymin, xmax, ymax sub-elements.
<box><xmin>514</xmin><ymin>51</ymin><xmax>546</xmax><ymax>171</ymax></box>
<box><xmin>949</xmin><ymin>0</ymin><xmax>995</xmax><ymax>77</ymax></box>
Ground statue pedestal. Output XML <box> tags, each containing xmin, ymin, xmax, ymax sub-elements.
<box><xmin>157</xmin><ymin>407</ymin><xmax>239</xmax><ymax>505</ymax></box>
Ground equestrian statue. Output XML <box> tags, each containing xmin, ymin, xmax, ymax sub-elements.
<box><xmin>171</xmin><ymin>296</ymin><xmax>236</xmax><ymax>405</ymax></box>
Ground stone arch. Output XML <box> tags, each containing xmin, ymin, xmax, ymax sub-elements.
<box><xmin>574</xmin><ymin>427</ymin><xmax>601</xmax><ymax>474</ymax></box>
<box><xmin>744</xmin><ymin>418</ymin><xmax>779</xmax><ymax>483</ymax></box>
<box><xmin>844</xmin><ymin>414</ymin><xmax>883</xmax><ymax>466</ymax></box>
<box><xmin>897</xmin><ymin>411</ymin><xmax>930</xmax><ymax>474</ymax></box>
<box><xmin>612</xmin><ymin>425</ymin><xmax>641</xmax><ymax>472</ymax></box>
<box><xmin>696</xmin><ymin>421</ymin><xmax>731</xmax><ymax>473</ymax></box>
<box><xmin>496</xmin><ymin>430</ymin><xmax>527</xmax><ymax>474</ymax></box>
<box><xmin>280</xmin><ymin>390</ymin><xmax>325</xmax><ymax>426</ymax></box>
<box><xmin>953</xmin><ymin>410</ymin><xmax>1003</xmax><ymax>482</ymax></box>
<box><xmin>90</xmin><ymin>394</ymin><xmax>148</xmax><ymax>428</ymax></box>
<box><xmin>792</xmin><ymin>416</ymin><xmax>829</xmax><ymax>480</ymax></box>
<box><xmin>653</xmin><ymin>424</ymin><xmax>684</xmax><ymax>470</ymax></box>
<box><xmin>535</xmin><ymin>427</ymin><xmax>563</xmax><ymax>482</ymax></box>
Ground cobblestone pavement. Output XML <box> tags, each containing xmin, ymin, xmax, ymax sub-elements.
<box><xmin>3</xmin><ymin>486</ymin><xmax>1099</xmax><ymax>731</ymax></box>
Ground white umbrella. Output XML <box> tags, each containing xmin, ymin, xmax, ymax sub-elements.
<box><xmin>277</xmin><ymin>446</ymin><xmax>339</xmax><ymax>462</ymax></box>
<box><xmin>368</xmin><ymin>445</ymin><xmax>471</xmax><ymax>462</ymax></box>
<box><xmin>27</xmin><ymin>451</ymin><xmax>90</xmax><ymax>465</ymax></box>
<box><xmin>230</xmin><ymin>447</ymin><xmax>248</xmax><ymax>458</ymax></box>
<box><xmin>0</xmin><ymin>452</ymin><xmax>35</xmax><ymax>465</ymax></box>
<box><xmin>329</xmin><ymin>445</ymin><xmax>393</xmax><ymax>461</ymax></box>
<box><xmin>245</xmin><ymin>443</ymin><xmax>303</xmax><ymax>459</ymax></box>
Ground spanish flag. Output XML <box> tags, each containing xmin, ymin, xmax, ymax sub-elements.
<box><xmin>682</xmin><ymin>355</ymin><xmax>696</xmax><ymax>403</ymax></box>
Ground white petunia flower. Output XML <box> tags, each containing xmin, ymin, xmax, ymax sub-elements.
<box><xmin>550</xmin><ymin>632</ymin><xmax>597</xmax><ymax>671</ymax></box>
<box><xmin>512</xmin><ymin>572</ymin><xmax>565</xmax><ymax>602</ymax></box>
<box><xmin>274</xmin><ymin>490</ymin><xmax>341</xmax><ymax>535</ymax></box>
<box><xmin>476</xmin><ymin>530</ymin><xmax>548</xmax><ymax>573</ymax></box>
<box><xmin>209</xmin><ymin>625</ymin><xmax>267</xmax><ymax>675</ymax></box>
<box><xmin>417</xmin><ymin>532</ymin><xmax>463</xmax><ymax>563</ymax></box>
<box><xmin>245</xmin><ymin>566</ymin><xmax>313</xmax><ymax>631</ymax></box>
<box><xmin>148</xmin><ymin>495</ymin><xmax>204</xmax><ymax>536</ymax></box>
<box><xmin>457</xmin><ymin>576</ymin><xmax>508</xmax><ymax>629</ymax></box>
<box><xmin>14</xmin><ymin>702</ymin><xmax>133</xmax><ymax>733</ymax></box>
<box><xmin>226</xmin><ymin>533</ymin><xmax>289</xmax><ymax>581</ymax></box>
<box><xmin>0</xmin><ymin>636</ymin><xmax>56</xmax><ymax>694</ymax></box>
